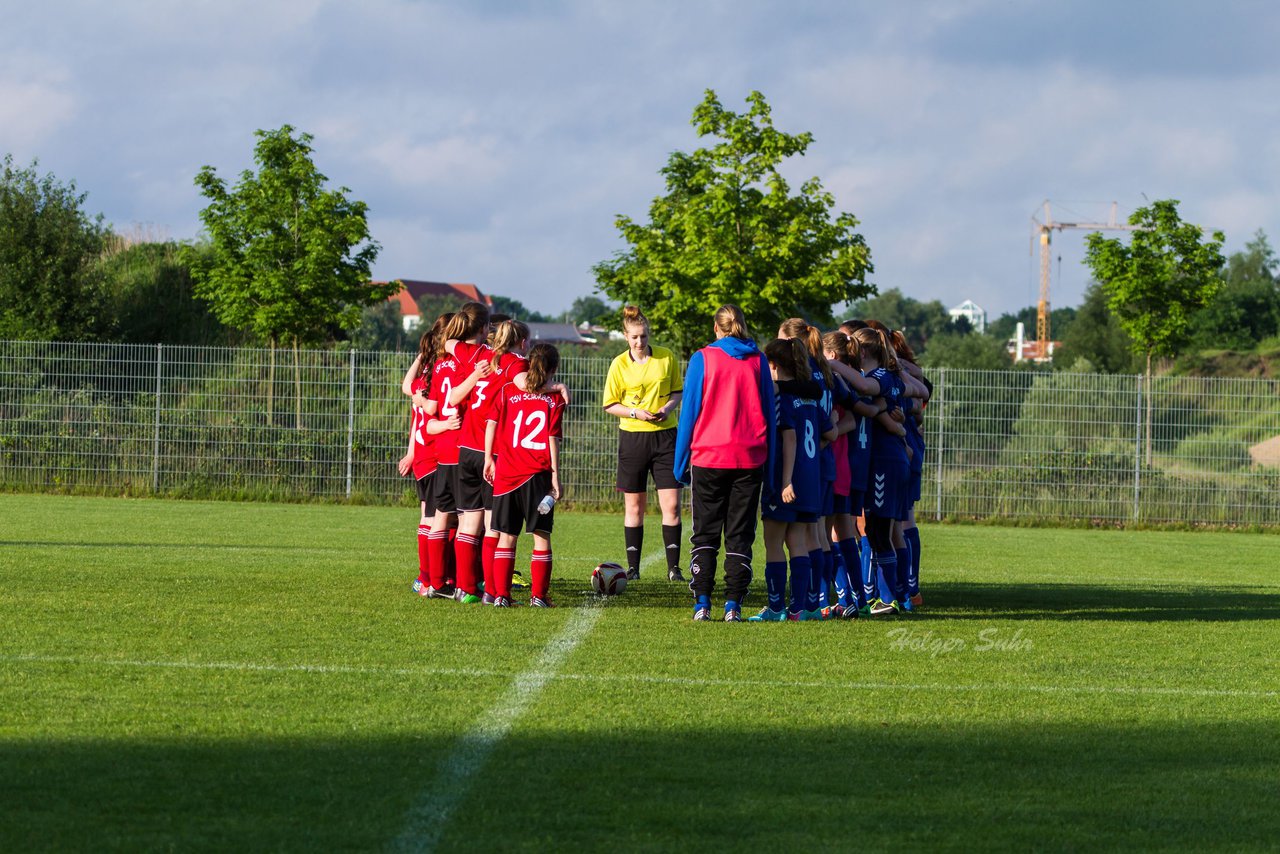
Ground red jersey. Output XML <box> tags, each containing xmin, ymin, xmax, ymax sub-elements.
<box><xmin>427</xmin><ymin>354</ymin><xmax>463</xmax><ymax>465</ymax></box>
<box><xmin>452</xmin><ymin>342</ymin><xmax>531</xmax><ymax>453</ymax></box>
<box><xmin>487</xmin><ymin>382</ymin><xmax>565</xmax><ymax>495</ymax></box>
<box><xmin>410</xmin><ymin>375</ymin><xmax>437</xmax><ymax>478</ymax></box>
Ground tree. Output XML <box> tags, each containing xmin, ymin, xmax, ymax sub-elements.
<box><xmin>1052</xmin><ymin>282</ymin><xmax>1140</xmax><ymax>374</ymax></box>
<box><xmin>98</xmin><ymin>239</ymin><xmax>231</xmax><ymax>345</ymax></box>
<box><xmin>187</xmin><ymin>126</ymin><xmax>393</xmax><ymax>426</ymax></box>
<box><xmin>562</xmin><ymin>294</ymin><xmax>613</xmax><ymax>327</ymax></box>
<box><xmin>593</xmin><ymin>90</ymin><xmax>873</xmax><ymax>356</ymax></box>
<box><xmin>1188</xmin><ymin>230</ymin><xmax>1280</xmax><ymax>352</ymax></box>
<box><xmin>347</xmin><ymin>299</ymin><xmax>408</xmax><ymax>352</ymax></box>
<box><xmin>1083</xmin><ymin>199</ymin><xmax>1225</xmax><ymax>462</ymax></box>
<box><xmin>0</xmin><ymin>155</ymin><xmax>108</xmax><ymax>340</ymax></box>
<box><xmin>917</xmin><ymin>327</ymin><xmax>1013</xmax><ymax>370</ymax></box>
<box><xmin>489</xmin><ymin>294</ymin><xmax>551</xmax><ymax>322</ymax></box>
<box><xmin>843</xmin><ymin>287</ymin><xmax>951</xmax><ymax>355</ymax></box>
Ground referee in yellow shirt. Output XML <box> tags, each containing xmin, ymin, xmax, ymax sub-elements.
<box><xmin>602</xmin><ymin>306</ymin><xmax>684</xmax><ymax>582</ymax></box>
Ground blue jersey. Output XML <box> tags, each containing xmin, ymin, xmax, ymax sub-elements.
<box><xmin>808</xmin><ymin>358</ymin><xmax>837</xmax><ymax>484</ymax></box>
<box><xmin>763</xmin><ymin>390</ymin><xmax>824</xmax><ymax>516</ymax></box>
<box><xmin>905</xmin><ymin>404</ymin><xmax>925</xmax><ymax>475</ymax></box>
<box><xmin>847</xmin><ymin>391</ymin><xmax>873</xmax><ymax>493</ymax></box>
<box><xmin>866</xmin><ymin>367</ymin><xmax>908</xmax><ymax>463</ymax></box>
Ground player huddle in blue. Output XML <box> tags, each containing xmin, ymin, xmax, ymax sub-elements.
<box><xmin>666</xmin><ymin>307</ymin><xmax>931</xmax><ymax>623</ymax></box>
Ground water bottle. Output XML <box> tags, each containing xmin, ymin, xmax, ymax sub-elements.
<box><xmin>537</xmin><ymin>494</ymin><xmax>556</xmax><ymax>515</ymax></box>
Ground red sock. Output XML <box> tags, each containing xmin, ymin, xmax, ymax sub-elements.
<box><xmin>530</xmin><ymin>549</ymin><xmax>552</xmax><ymax>600</ymax></box>
<box><xmin>454</xmin><ymin>533</ymin><xmax>481</xmax><ymax>595</ymax></box>
<box><xmin>444</xmin><ymin>527</ymin><xmax>457</xmax><ymax>587</ymax></box>
<box><xmin>493</xmin><ymin>547</ymin><xmax>516</xmax><ymax>598</ymax></box>
<box><xmin>416</xmin><ymin>524</ymin><xmax>431</xmax><ymax>585</ymax></box>
<box><xmin>482</xmin><ymin>534</ymin><xmax>498</xmax><ymax>596</ymax></box>
<box><xmin>426</xmin><ymin>530</ymin><xmax>449</xmax><ymax>589</ymax></box>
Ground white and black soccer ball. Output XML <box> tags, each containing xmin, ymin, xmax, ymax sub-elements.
<box><xmin>591</xmin><ymin>562</ymin><xmax>628</xmax><ymax>596</ymax></box>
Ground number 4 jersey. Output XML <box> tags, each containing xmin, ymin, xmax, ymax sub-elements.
<box><xmin>487</xmin><ymin>382</ymin><xmax>566</xmax><ymax>496</ymax></box>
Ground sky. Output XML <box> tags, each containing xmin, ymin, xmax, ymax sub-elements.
<box><xmin>4</xmin><ymin>0</ymin><xmax>1278</xmax><ymax>320</ymax></box>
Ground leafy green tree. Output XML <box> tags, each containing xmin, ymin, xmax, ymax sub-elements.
<box><xmin>414</xmin><ymin>292</ymin><xmax>469</xmax><ymax>328</ymax></box>
<box><xmin>1188</xmin><ymin>230</ymin><xmax>1280</xmax><ymax>352</ymax></box>
<box><xmin>918</xmin><ymin>327</ymin><xmax>1013</xmax><ymax>370</ymax></box>
<box><xmin>347</xmin><ymin>299</ymin><xmax>408</xmax><ymax>352</ymax></box>
<box><xmin>562</xmin><ymin>294</ymin><xmax>613</xmax><ymax>327</ymax></box>
<box><xmin>0</xmin><ymin>155</ymin><xmax>108</xmax><ymax>340</ymax></box>
<box><xmin>593</xmin><ymin>90</ymin><xmax>873</xmax><ymax>356</ymax></box>
<box><xmin>489</xmin><ymin>294</ymin><xmax>551</xmax><ymax>322</ymax></box>
<box><xmin>1083</xmin><ymin>199</ymin><xmax>1225</xmax><ymax>462</ymax></box>
<box><xmin>98</xmin><ymin>239</ymin><xmax>231</xmax><ymax>345</ymax></box>
<box><xmin>843</xmin><ymin>287</ymin><xmax>951</xmax><ymax>355</ymax></box>
<box><xmin>187</xmin><ymin>125</ymin><xmax>392</xmax><ymax>425</ymax></box>
<box><xmin>1053</xmin><ymin>282</ymin><xmax>1140</xmax><ymax>374</ymax></box>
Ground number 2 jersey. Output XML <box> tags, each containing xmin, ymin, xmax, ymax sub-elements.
<box><xmin>427</xmin><ymin>354</ymin><xmax>463</xmax><ymax>465</ymax></box>
<box><xmin>486</xmin><ymin>383</ymin><xmax>565</xmax><ymax>496</ymax></box>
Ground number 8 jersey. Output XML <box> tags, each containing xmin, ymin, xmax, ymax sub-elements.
<box><xmin>487</xmin><ymin>382</ymin><xmax>566</xmax><ymax>495</ymax></box>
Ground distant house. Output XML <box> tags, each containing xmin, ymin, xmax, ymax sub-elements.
<box><xmin>382</xmin><ymin>280</ymin><xmax>493</xmax><ymax>331</ymax></box>
<box><xmin>527</xmin><ymin>322</ymin><xmax>596</xmax><ymax>345</ymax></box>
<box><xmin>948</xmin><ymin>299</ymin><xmax>987</xmax><ymax>334</ymax></box>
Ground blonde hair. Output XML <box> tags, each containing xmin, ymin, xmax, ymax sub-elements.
<box><xmin>852</xmin><ymin>327</ymin><xmax>900</xmax><ymax>372</ymax></box>
<box><xmin>442</xmin><ymin>301</ymin><xmax>490</xmax><ymax>343</ymax></box>
<box><xmin>489</xmin><ymin>320</ymin><xmax>530</xmax><ymax>370</ymax></box>
<box><xmin>621</xmin><ymin>305</ymin><xmax>648</xmax><ymax>332</ymax></box>
<box><xmin>713</xmin><ymin>304</ymin><xmax>750</xmax><ymax>340</ymax></box>
<box><xmin>779</xmin><ymin>317</ymin><xmax>833</xmax><ymax>389</ymax></box>
<box><xmin>525</xmin><ymin>342</ymin><xmax>559</xmax><ymax>393</ymax></box>
<box><xmin>822</xmin><ymin>330</ymin><xmax>856</xmax><ymax>368</ymax></box>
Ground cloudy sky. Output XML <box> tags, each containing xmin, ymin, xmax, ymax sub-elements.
<box><xmin>4</xmin><ymin>0</ymin><xmax>1278</xmax><ymax>319</ymax></box>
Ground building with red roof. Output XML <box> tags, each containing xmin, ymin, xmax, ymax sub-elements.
<box><xmin>381</xmin><ymin>280</ymin><xmax>493</xmax><ymax>331</ymax></box>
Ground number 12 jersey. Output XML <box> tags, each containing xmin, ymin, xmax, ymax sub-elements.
<box><xmin>487</xmin><ymin>383</ymin><xmax>566</xmax><ymax>495</ymax></box>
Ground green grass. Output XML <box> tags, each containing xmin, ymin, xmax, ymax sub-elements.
<box><xmin>2</xmin><ymin>495</ymin><xmax>1278</xmax><ymax>851</ymax></box>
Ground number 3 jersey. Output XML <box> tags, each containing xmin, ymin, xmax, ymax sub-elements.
<box><xmin>487</xmin><ymin>382</ymin><xmax>565</xmax><ymax>496</ymax></box>
<box><xmin>452</xmin><ymin>341</ymin><xmax>530</xmax><ymax>454</ymax></box>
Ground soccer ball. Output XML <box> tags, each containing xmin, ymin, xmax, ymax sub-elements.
<box><xmin>591</xmin><ymin>562</ymin><xmax>628</xmax><ymax>596</ymax></box>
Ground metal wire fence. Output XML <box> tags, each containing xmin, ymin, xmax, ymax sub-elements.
<box><xmin>2</xmin><ymin>340</ymin><xmax>1278</xmax><ymax>525</ymax></box>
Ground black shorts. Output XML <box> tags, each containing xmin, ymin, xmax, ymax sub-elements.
<box><xmin>616</xmin><ymin>428</ymin><xmax>680</xmax><ymax>493</ymax></box>
<box><xmin>456</xmin><ymin>448</ymin><xmax>492</xmax><ymax>513</ymax></box>
<box><xmin>432</xmin><ymin>463</ymin><xmax>459</xmax><ymax>513</ymax></box>
<box><xmin>491</xmin><ymin>471</ymin><xmax>555</xmax><ymax>536</ymax></box>
<box><xmin>415</xmin><ymin>471</ymin><xmax>437</xmax><ymax>514</ymax></box>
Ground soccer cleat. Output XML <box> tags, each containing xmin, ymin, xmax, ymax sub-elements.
<box><xmin>626</xmin><ymin>568</ymin><xmax>641</xmax><ymax>581</ymax></box>
<box><xmin>747</xmin><ymin>607</ymin><xmax>787</xmax><ymax>622</ymax></box>
<box><xmin>900</xmin><ymin>597</ymin><xmax>914</xmax><ymax>613</ymax></box>
<box><xmin>786</xmin><ymin>611</ymin><xmax>804</xmax><ymax>622</ymax></box>
<box><xmin>870</xmin><ymin>598</ymin><xmax>900</xmax><ymax>616</ymax></box>
<box><xmin>511</xmin><ymin>570</ymin><xmax>528</xmax><ymax>589</ymax></box>
<box><xmin>910</xmin><ymin>593</ymin><xmax>924</xmax><ymax>608</ymax></box>
<box><xmin>856</xmin><ymin>604</ymin><xmax>873</xmax><ymax>618</ymax></box>
<box><xmin>823</xmin><ymin>604</ymin><xmax>845</xmax><ymax>620</ymax></box>
<box><xmin>803</xmin><ymin>609</ymin><xmax>825</xmax><ymax>622</ymax></box>
<box><xmin>841</xmin><ymin>603</ymin><xmax>860</xmax><ymax>620</ymax></box>
<box><xmin>425</xmin><ymin>584</ymin><xmax>456</xmax><ymax>599</ymax></box>
<box><xmin>723</xmin><ymin>608</ymin><xmax>742</xmax><ymax>623</ymax></box>
<box><xmin>481</xmin><ymin>593</ymin><xmax>495</xmax><ymax>605</ymax></box>
<box><xmin>454</xmin><ymin>589</ymin><xmax>482</xmax><ymax>605</ymax></box>
<box><xmin>693</xmin><ymin>605</ymin><xmax>711</xmax><ymax>621</ymax></box>
<box><xmin>529</xmin><ymin>596</ymin><xmax>555</xmax><ymax>608</ymax></box>
<box><xmin>667</xmin><ymin>567</ymin><xmax>686</xmax><ymax>583</ymax></box>
<box><xmin>412</xmin><ymin>578</ymin><xmax>426</xmax><ymax>595</ymax></box>
<box><xmin>492</xmin><ymin>596</ymin><xmax>514</xmax><ymax>608</ymax></box>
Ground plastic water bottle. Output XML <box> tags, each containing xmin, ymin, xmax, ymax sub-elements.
<box><xmin>537</xmin><ymin>494</ymin><xmax>556</xmax><ymax>515</ymax></box>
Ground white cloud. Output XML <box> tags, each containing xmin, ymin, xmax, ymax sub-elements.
<box><xmin>0</xmin><ymin>56</ymin><xmax>75</xmax><ymax>152</ymax></box>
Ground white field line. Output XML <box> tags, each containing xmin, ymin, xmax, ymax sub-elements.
<box><xmin>4</xmin><ymin>650</ymin><xmax>1277</xmax><ymax>701</ymax></box>
<box><xmin>389</xmin><ymin>600</ymin><xmax>604</xmax><ymax>854</ymax></box>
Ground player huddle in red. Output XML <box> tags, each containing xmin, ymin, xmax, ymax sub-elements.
<box><xmin>399</xmin><ymin>301</ymin><xmax>566</xmax><ymax>608</ymax></box>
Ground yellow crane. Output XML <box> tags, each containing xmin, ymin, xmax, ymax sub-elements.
<box><xmin>1030</xmin><ymin>200</ymin><xmax>1140</xmax><ymax>360</ymax></box>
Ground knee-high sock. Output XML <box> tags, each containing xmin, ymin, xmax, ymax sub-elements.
<box><xmin>662</xmin><ymin>523</ymin><xmax>683</xmax><ymax>572</ymax></box>
<box><xmin>860</xmin><ymin>535</ymin><xmax>875</xmax><ymax>603</ymax></box>
<box><xmin>894</xmin><ymin>546</ymin><xmax>911</xmax><ymax>602</ymax></box>
<box><xmin>417</xmin><ymin>524</ymin><xmax>431</xmax><ymax>585</ymax></box>
<box><xmin>904</xmin><ymin>527</ymin><xmax>921</xmax><ymax>596</ymax></box>
<box><xmin>788</xmin><ymin>555</ymin><xmax>811</xmax><ymax>615</ymax></box>
<box><xmin>838</xmin><ymin>537</ymin><xmax>860</xmax><ymax>608</ymax></box>
<box><xmin>454</xmin><ymin>533</ymin><xmax>481</xmax><ymax>595</ymax></box>
<box><xmin>492</xmin><ymin>547</ymin><xmax>516</xmax><ymax>599</ymax></box>
<box><xmin>874</xmin><ymin>550</ymin><xmax>899</xmax><ymax>603</ymax></box>
<box><xmin>481</xmin><ymin>534</ymin><xmax>498</xmax><ymax>594</ymax></box>
<box><xmin>807</xmin><ymin>549</ymin><xmax>824</xmax><ymax>610</ymax></box>
<box><xmin>764</xmin><ymin>561</ymin><xmax>786</xmax><ymax>611</ymax></box>
<box><xmin>426</xmin><ymin>530</ymin><xmax>449</xmax><ymax>589</ymax></box>
<box><xmin>624</xmin><ymin>525</ymin><xmax>643</xmax><ymax>573</ymax></box>
<box><xmin>530</xmin><ymin>549</ymin><xmax>553</xmax><ymax>600</ymax></box>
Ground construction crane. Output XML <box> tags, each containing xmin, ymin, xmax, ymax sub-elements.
<box><xmin>1030</xmin><ymin>200</ymin><xmax>1140</xmax><ymax>360</ymax></box>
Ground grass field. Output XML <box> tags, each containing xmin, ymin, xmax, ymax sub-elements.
<box><xmin>2</xmin><ymin>494</ymin><xmax>1278</xmax><ymax>852</ymax></box>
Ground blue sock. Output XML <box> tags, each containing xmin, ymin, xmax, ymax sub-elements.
<box><xmin>724</xmin><ymin>600</ymin><xmax>739</xmax><ymax>614</ymax></box>
<box><xmin>788</xmin><ymin>556</ymin><xmax>811</xmax><ymax>615</ymax></box>
<box><xmin>832</xmin><ymin>546</ymin><xmax>851</xmax><ymax>608</ymax></box>
<box><xmin>860</xmin><ymin>536</ymin><xmax>874</xmax><ymax>603</ymax></box>
<box><xmin>822</xmin><ymin>549</ymin><xmax>836</xmax><ymax>607</ymax></box>
<box><xmin>875</xmin><ymin>551</ymin><xmax>899</xmax><ymax>602</ymax></box>
<box><xmin>838</xmin><ymin>538</ymin><xmax>860</xmax><ymax>608</ymax></box>
<box><xmin>696</xmin><ymin>594</ymin><xmax>710</xmax><ymax>611</ymax></box>
<box><xmin>894</xmin><ymin>547</ymin><xmax>911</xmax><ymax>602</ymax></box>
<box><xmin>807</xmin><ymin>549</ymin><xmax>824</xmax><ymax>610</ymax></box>
<box><xmin>905</xmin><ymin>527</ymin><xmax>921</xmax><ymax>596</ymax></box>
<box><xmin>764</xmin><ymin>561</ymin><xmax>787</xmax><ymax>612</ymax></box>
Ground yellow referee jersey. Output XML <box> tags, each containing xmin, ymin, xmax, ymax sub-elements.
<box><xmin>603</xmin><ymin>345</ymin><xmax>682</xmax><ymax>432</ymax></box>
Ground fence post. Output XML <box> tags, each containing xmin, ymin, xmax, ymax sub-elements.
<box><xmin>152</xmin><ymin>343</ymin><xmax>162</xmax><ymax>493</ymax></box>
<box><xmin>935</xmin><ymin>367</ymin><xmax>945</xmax><ymax>522</ymax></box>
<box><xmin>346</xmin><ymin>349</ymin><xmax>356</xmax><ymax>500</ymax></box>
<box><xmin>1133</xmin><ymin>373</ymin><xmax>1142</xmax><ymax>522</ymax></box>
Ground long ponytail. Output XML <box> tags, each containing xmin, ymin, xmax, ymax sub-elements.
<box><xmin>442</xmin><ymin>300</ymin><xmax>490</xmax><ymax>344</ymax></box>
<box><xmin>764</xmin><ymin>337</ymin><xmax>810</xmax><ymax>382</ymax></box>
<box><xmin>427</xmin><ymin>312</ymin><xmax>455</xmax><ymax>372</ymax></box>
<box><xmin>489</xmin><ymin>320</ymin><xmax>530</xmax><ymax>370</ymax></box>
<box><xmin>780</xmin><ymin>317</ymin><xmax>833</xmax><ymax>389</ymax></box>
<box><xmin>852</xmin><ymin>326</ymin><xmax>900</xmax><ymax>372</ymax></box>
<box><xmin>525</xmin><ymin>342</ymin><xmax>559</xmax><ymax>394</ymax></box>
